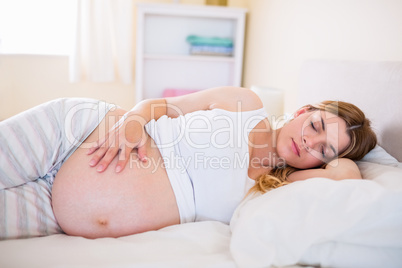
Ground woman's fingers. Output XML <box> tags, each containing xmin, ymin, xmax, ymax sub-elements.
<box><xmin>88</xmin><ymin>131</ymin><xmax>115</xmax><ymax>166</ymax></box>
<box><xmin>87</xmin><ymin>146</ymin><xmax>98</xmax><ymax>155</ymax></box>
<box><xmin>96</xmin><ymin>147</ymin><xmax>120</xmax><ymax>172</ymax></box>
<box><xmin>115</xmin><ymin>145</ymin><xmax>133</xmax><ymax>173</ymax></box>
<box><xmin>114</xmin><ymin>140</ymin><xmax>148</xmax><ymax>173</ymax></box>
<box><xmin>88</xmin><ymin>132</ymin><xmax>117</xmax><ymax>171</ymax></box>
<box><xmin>87</xmin><ymin>133</ymin><xmax>109</xmax><ymax>155</ymax></box>
<box><xmin>94</xmin><ymin>135</ymin><xmax>121</xmax><ymax>172</ymax></box>
<box><xmin>88</xmin><ymin>143</ymin><xmax>109</xmax><ymax>167</ymax></box>
<box><xmin>137</xmin><ymin>144</ymin><xmax>148</xmax><ymax>163</ymax></box>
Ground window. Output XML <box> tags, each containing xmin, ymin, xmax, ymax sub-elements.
<box><xmin>0</xmin><ymin>0</ymin><xmax>77</xmax><ymax>55</ymax></box>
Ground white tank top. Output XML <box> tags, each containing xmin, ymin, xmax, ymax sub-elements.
<box><xmin>145</xmin><ymin>107</ymin><xmax>268</xmax><ymax>224</ymax></box>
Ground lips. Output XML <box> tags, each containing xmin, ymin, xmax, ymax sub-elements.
<box><xmin>291</xmin><ymin>139</ymin><xmax>300</xmax><ymax>157</ymax></box>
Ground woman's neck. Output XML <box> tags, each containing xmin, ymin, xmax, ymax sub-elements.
<box><xmin>250</xmin><ymin>127</ymin><xmax>283</xmax><ymax>168</ymax></box>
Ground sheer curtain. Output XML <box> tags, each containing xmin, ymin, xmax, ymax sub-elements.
<box><xmin>69</xmin><ymin>0</ymin><xmax>133</xmax><ymax>84</ymax></box>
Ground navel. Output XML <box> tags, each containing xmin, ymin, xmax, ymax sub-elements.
<box><xmin>97</xmin><ymin>218</ymin><xmax>109</xmax><ymax>227</ymax></box>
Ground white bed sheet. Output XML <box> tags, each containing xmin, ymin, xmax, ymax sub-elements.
<box><xmin>0</xmin><ymin>220</ymin><xmax>305</xmax><ymax>268</ymax></box>
<box><xmin>0</xmin><ymin>221</ymin><xmax>234</xmax><ymax>268</ymax></box>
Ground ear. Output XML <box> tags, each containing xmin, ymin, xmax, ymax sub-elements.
<box><xmin>294</xmin><ymin>107</ymin><xmax>309</xmax><ymax>118</ymax></box>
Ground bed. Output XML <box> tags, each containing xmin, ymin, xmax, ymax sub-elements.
<box><xmin>1</xmin><ymin>60</ymin><xmax>401</xmax><ymax>268</ymax></box>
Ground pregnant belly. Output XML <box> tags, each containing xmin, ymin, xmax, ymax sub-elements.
<box><xmin>52</xmin><ymin>110</ymin><xmax>180</xmax><ymax>238</ymax></box>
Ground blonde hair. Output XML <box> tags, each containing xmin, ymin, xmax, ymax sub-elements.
<box><xmin>249</xmin><ymin>100</ymin><xmax>377</xmax><ymax>194</ymax></box>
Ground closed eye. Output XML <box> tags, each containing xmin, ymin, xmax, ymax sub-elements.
<box><xmin>321</xmin><ymin>117</ymin><xmax>325</xmax><ymax>131</ymax></box>
<box><xmin>310</xmin><ymin>121</ymin><xmax>317</xmax><ymax>131</ymax></box>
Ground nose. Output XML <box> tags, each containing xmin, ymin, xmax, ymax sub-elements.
<box><xmin>302</xmin><ymin>134</ymin><xmax>325</xmax><ymax>152</ymax></box>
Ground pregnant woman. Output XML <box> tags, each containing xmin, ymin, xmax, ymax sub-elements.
<box><xmin>0</xmin><ymin>86</ymin><xmax>376</xmax><ymax>240</ymax></box>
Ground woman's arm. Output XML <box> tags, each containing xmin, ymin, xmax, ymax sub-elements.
<box><xmin>88</xmin><ymin>86</ymin><xmax>263</xmax><ymax>172</ymax></box>
<box><xmin>287</xmin><ymin>158</ymin><xmax>362</xmax><ymax>182</ymax></box>
<box><xmin>126</xmin><ymin>86</ymin><xmax>262</xmax><ymax>121</ymax></box>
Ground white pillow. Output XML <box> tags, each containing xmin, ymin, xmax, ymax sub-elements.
<box><xmin>230</xmin><ymin>167</ymin><xmax>402</xmax><ymax>268</ymax></box>
<box><xmin>300</xmin><ymin>162</ymin><xmax>402</xmax><ymax>268</ymax></box>
<box><xmin>359</xmin><ymin>145</ymin><xmax>400</xmax><ymax>167</ymax></box>
<box><xmin>358</xmin><ymin>161</ymin><xmax>402</xmax><ymax>188</ymax></box>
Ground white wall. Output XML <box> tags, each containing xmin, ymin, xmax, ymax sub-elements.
<box><xmin>1</xmin><ymin>0</ymin><xmax>401</xmax><ymax>119</ymax></box>
<box><xmin>0</xmin><ymin>55</ymin><xmax>135</xmax><ymax>120</ymax></box>
<box><xmin>0</xmin><ymin>0</ymin><xmax>247</xmax><ymax>120</ymax></box>
<box><xmin>242</xmin><ymin>0</ymin><xmax>402</xmax><ymax>113</ymax></box>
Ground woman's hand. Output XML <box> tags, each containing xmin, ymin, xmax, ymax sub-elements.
<box><xmin>288</xmin><ymin>158</ymin><xmax>362</xmax><ymax>182</ymax></box>
<box><xmin>324</xmin><ymin>158</ymin><xmax>362</xmax><ymax>180</ymax></box>
<box><xmin>87</xmin><ymin>112</ymin><xmax>148</xmax><ymax>173</ymax></box>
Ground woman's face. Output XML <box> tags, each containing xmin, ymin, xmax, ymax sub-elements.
<box><xmin>276</xmin><ymin>109</ymin><xmax>351</xmax><ymax>169</ymax></box>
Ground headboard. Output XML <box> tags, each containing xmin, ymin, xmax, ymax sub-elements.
<box><xmin>299</xmin><ymin>60</ymin><xmax>402</xmax><ymax>162</ymax></box>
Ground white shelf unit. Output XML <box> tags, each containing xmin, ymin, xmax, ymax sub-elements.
<box><xmin>135</xmin><ymin>3</ymin><xmax>247</xmax><ymax>101</ymax></box>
